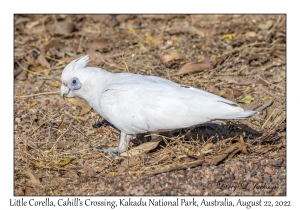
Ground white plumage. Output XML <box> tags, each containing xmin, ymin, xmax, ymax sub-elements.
<box><xmin>60</xmin><ymin>55</ymin><xmax>258</xmax><ymax>155</ymax></box>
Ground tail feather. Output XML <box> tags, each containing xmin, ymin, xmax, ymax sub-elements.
<box><xmin>214</xmin><ymin>110</ymin><xmax>259</xmax><ymax>120</ymax></box>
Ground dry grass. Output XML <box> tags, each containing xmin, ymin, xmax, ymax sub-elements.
<box><xmin>14</xmin><ymin>14</ymin><xmax>286</xmax><ymax>195</ymax></box>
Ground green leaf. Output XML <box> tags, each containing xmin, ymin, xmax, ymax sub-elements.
<box><xmin>237</xmin><ymin>95</ymin><xmax>254</xmax><ymax>104</ymax></box>
<box><xmin>55</xmin><ymin>157</ymin><xmax>75</xmax><ymax>167</ymax></box>
<box><xmin>257</xmin><ymin>20</ymin><xmax>274</xmax><ymax>30</ymax></box>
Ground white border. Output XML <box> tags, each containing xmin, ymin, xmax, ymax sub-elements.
<box><xmin>3</xmin><ymin>0</ymin><xmax>298</xmax><ymax>209</ymax></box>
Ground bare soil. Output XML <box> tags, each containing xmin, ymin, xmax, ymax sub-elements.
<box><xmin>14</xmin><ymin>14</ymin><xmax>286</xmax><ymax>196</ymax></box>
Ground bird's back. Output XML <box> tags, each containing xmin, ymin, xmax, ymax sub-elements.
<box><xmin>94</xmin><ymin>73</ymin><xmax>257</xmax><ymax>134</ymax></box>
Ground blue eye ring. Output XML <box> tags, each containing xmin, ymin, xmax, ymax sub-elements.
<box><xmin>69</xmin><ymin>77</ymin><xmax>81</xmax><ymax>90</ymax></box>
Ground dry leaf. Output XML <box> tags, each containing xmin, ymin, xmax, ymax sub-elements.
<box><xmin>115</xmin><ymin>15</ymin><xmax>134</xmax><ymax>22</ymax></box>
<box><xmin>120</xmin><ymin>141</ymin><xmax>161</xmax><ymax>157</ymax></box>
<box><xmin>118</xmin><ymin>156</ymin><xmax>143</xmax><ymax>174</ymax></box>
<box><xmin>52</xmin><ymin>82</ymin><xmax>60</xmax><ymax>88</ymax></box>
<box><xmin>95</xmin><ymin>166</ymin><xmax>106</xmax><ymax>172</ymax></box>
<box><xmin>90</xmin><ymin>39</ymin><xmax>110</xmax><ymax>50</ymax></box>
<box><xmin>227</xmin><ymin>149</ymin><xmax>241</xmax><ymax>159</ymax></box>
<box><xmin>54</xmin><ymin>21</ymin><xmax>74</xmax><ymax>35</ymax></box>
<box><xmin>26</xmin><ymin>20</ymin><xmax>40</xmax><ymax>29</ymax></box>
<box><xmin>15</xmin><ymin>69</ymin><xmax>28</xmax><ymax>80</ymax></box>
<box><xmin>181</xmin><ymin>147</ymin><xmax>198</xmax><ymax>159</ymax></box>
<box><xmin>220</xmin><ymin>88</ymin><xmax>234</xmax><ymax>99</ymax></box>
<box><xmin>167</xmin><ymin>25</ymin><xmax>214</xmax><ymax>36</ymax></box>
<box><xmin>209</xmin><ymin>153</ymin><xmax>229</xmax><ymax>165</ymax></box>
<box><xmin>83</xmin><ymin>164</ymin><xmax>96</xmax><ymax>177</ymax></box>
<box><xmin>62</xmin><ymin>171</ymin><xmax>79</xmax><ymax>179</ymax></box>
<box><xmin>220</xmin><ymin>76</ymin><xmax>241</xmax><ymax>84</ymax></box>
<box><xmin>151</xmin><ymin>36</ymin><xmax>163</xmax><ymax>45</ymax></box>
<box><xmin>15</xmin><ymin>17</ymin><xmax>30</xmax><ymax>25</ymax></box>
<box><xmin>257</xmin><ymin>20</ymin><xmax>274</xmax><ymax>30</ymax></box>
<box><xmin>239</xmin><ymin>136</ymin><xmax>248</xmax><ymax>154</ymax></box>
<box><xmin>209</xmin><ymin>145</ymin><xmax>239</xmax><ymax>165</ymax></box>
<box><xmin>49</xmin><ymin>48</ymin><xmax>64</xmax><ymax>58</ymax></box>
<box><xmin>262</xmin><ymin>96</ymin><xmax>272</xmax><ymax>101</ymax></box>
<box><xmin>273</xmin><ymin>51</ymin><xmax>286</xmax><ymax>63</ymax></box>
<box><xmin>37</xmin><ymin>41</ymin><xmax>64</xmax><ymax>68</ymax></box>
<box><xmin>25</xmin><ymin>182</ymin><xmax>34</xmax><ymax>195</ymax></box>
<box><xmin>43</xmin><ymin>40</ymin><xmax>65</xmax><ymax>52</ymax></box>
<box><xmin>30</xmin><ymin>65</ymin><xmax>46</xmax><ymax>72</ymax></box>
<box><xmin>97</xmin><ymin>128</ymin><xmax>107</xmax><ymax>134</ymax></box>
<box><xmin>71</xmin><ymin>116</ymin><xmax>86</xmax><ymax>122</ymax></box>
<box><xmin>35</xmin><ymin>162</ymin><xmax>43</xmax><ymax>169</ymax></box>
<box><xmin>24</xmin><ymin>101</ymin><xmax>37</xmax><ymax>107</ymax></box>
<box><xmin>162</xmin><ymin>52</ymin><xmax>182</xmax><ymax>64</ymax></box>
<box><xmin>37</xmin><ymin>54</ymin><xmax>49</xmax><ymax>69</ymax></box>
<box><xmin>57</xmin><ymin>140</ymin><xmax>74</xmax><ymax>149</ymax></box>
<box><xmin>265</xmin><ymin>167</ymin><xmax>275</xmax><ymax>175</ymax></box>
<box><xmin>66</xmin><ymin>98</ymin><xmax>92</xmax><ymax>115</ymax></box>
<box><xmin>176</xmin><ymin>62</ymin><xmax>212</xmax><ymax>75</ymax></box>
<box><xmin>63</xmin><ymin>46</ymin><xmax>76</xmax><ymax>54</ymax></box>
<box><xmin>222</xmin><ymin>33</ymin><xmax>235</xmax><ymax>39</ymax></box>
<box><xmin>273</xmin><ymin>70</ymin><xmax>286</xmax><ymax>83</ymax></box>
<box><xmin>15</xmin><ymin>62</ymin><xmax>28</xmax><ymax>81</ymax></box>
<box><xmin>91</xmin><ymin>15</ymin><xmax>119</xmax><ymax>27</ymax></box>
<box><xmin>21</xmin><ymin>170</ymin><xmax>41</xmax><ymax>185</ymax></box>
<box><xmin>129</xmin><ymin>28</ymin><xmax>136</xmax><ymax>33</ymax></box>
<box><xmin>244</xmin><ymin>86</ymin><xmax>251</xmax><ymax>93</ymax></box>
<box><xmin>201</xmin><ymin>143</ymin><xmax>213</xmax><ymax>152</ymax></box>
<box><xmin>145</xmin><ymin>33</ymin><xmax>153</xmax><ymax>42</ymax></box>
<box><xmin>245</xmin><ymin>31</ymin><xmax>257</xmax><ymax>38</ymax></box>
<box><xmin>15</xmin><ymin>187</ymin><xmax>25</xmax><ymax>196</ymax></box>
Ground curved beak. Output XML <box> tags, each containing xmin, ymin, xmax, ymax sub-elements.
<box><xmin>60</xmin><ymin>84</ymin><xmax>75</xmax><ymax>100</ymax></box>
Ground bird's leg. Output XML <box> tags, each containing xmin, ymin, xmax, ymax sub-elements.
<box><xmin>102</xmin><ymin>132</ymin><xmax>132</xmax><ymax>156</ymax></box>
<box><xmin>150</xmin><ymin>132</ymin><xmax>160</xmax><ymax>141</ymax></box>
<box><xmin>118</xmin><ymin>132</ymin><xmax>132</xmax><ymax>153</ymax></box>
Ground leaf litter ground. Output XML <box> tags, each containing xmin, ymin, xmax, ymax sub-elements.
<box><xmin>14</xmin><ymin>14</ymin><xmax>286</xmax><ymax>195</ymax></box>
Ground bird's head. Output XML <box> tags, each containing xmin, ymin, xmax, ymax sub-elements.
<box><xmin>60</xmin><ymin>55</ymin><xmax>90</xmax><ymax>100</ymax></box>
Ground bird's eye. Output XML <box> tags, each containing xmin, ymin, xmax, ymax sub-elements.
<box><xmin>69</xmin><ymin>77</ymin><xmax>81</xmax><ymax>90</ymax></box>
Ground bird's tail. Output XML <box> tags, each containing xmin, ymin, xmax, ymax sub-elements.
<box><xmin>215</xmin><ymin>110</ymin><xmax>259</xmax><ymax>120</ymax></box>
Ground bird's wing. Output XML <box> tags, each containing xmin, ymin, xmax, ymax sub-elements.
<box><xmin>97</xmin><ymin>74</ymin><xmax>246</xmax><ymax>134</ymax></box>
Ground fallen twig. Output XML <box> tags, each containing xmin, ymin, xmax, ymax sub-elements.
<box><xmin>15</xmin><ymin>91</ymin><xmax>60</xmax><ymax>98</ymax></box>
<box><xmin>255</xmin><ymin>100</ymin><xmax>273</xmax><ymax>112</ymax></box>
<box><xmin>258</xmin><ymin>76</ymin><xmax>283</xmax><ymax>89</ymax></box>
<box><xmin>145</xmin><ymin>158</ymin><xmax>205</xmax><ymax>175</ymax></box>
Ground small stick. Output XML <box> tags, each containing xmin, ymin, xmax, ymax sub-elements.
<box><xmin>145</xmin><ymin>159</ymin><xmax>205</xmax><ymax>175</ymax></box>
<box><xmin>255</xmin><ymin>100</ymin><xmax>273</xmax><ymax>112</ymax></box>
<box><xmin>50</xmin><ymin>124</ymin><xmax>71</xmax><ymax>151</ymax></box>
<box><xmin>15</xmin><ymin>91</ymin><xmax>59</xmax><ymax>98</ymax></box>
<box><xmin>29</xmin><ymin>119</ymin><xmax>51</xmax><ymax>136</ymax></box>
<box><xmin>261</xmin><ymin>108</ymin><xmax>278</xmax><ymax>129</ymax></box>
<box><xmin>258</xmin><ymin>76</ymin><xmax>283</xmax><ymax>89</ymax></box>
<box><xmin>16</xmin><ymin>61</ymin><xmax>28</xmax><ymax>71</ymax></box>
<box><xmin>123</xmin><ymin>60</ymin><xmax>130</xmax><ymax>72</ymax></box>
<box><xmin>71</xmin><ymin>125</ymin><xmax>87</xmax><ymax>138</ymax></box>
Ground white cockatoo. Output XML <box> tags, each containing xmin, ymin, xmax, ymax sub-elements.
<box><xmin>60</xmin><ymin>55</ymin><xmax>259</xmax><ymax>155</ymax></box>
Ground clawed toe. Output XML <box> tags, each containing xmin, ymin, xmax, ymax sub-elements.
<box><xmin>102</xmin><ymin>147</ymin><xmax>120</xmax><ymax>157</ymax></box>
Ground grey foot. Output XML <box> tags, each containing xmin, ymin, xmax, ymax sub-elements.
<box><xmin>94</xmin><ymin>132</ymin><xmax>133</xmax><ymax>157</ymax></box>
<box><xmin>102</xmin><ymin>147</ymin><xmax>122</xmax><ymax>157</ymax></box>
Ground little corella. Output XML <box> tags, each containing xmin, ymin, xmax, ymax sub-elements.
<box><xmin>60</xmin><ymin>55</ymin><xmax>258</xmax><ymax>155</ymax></box>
